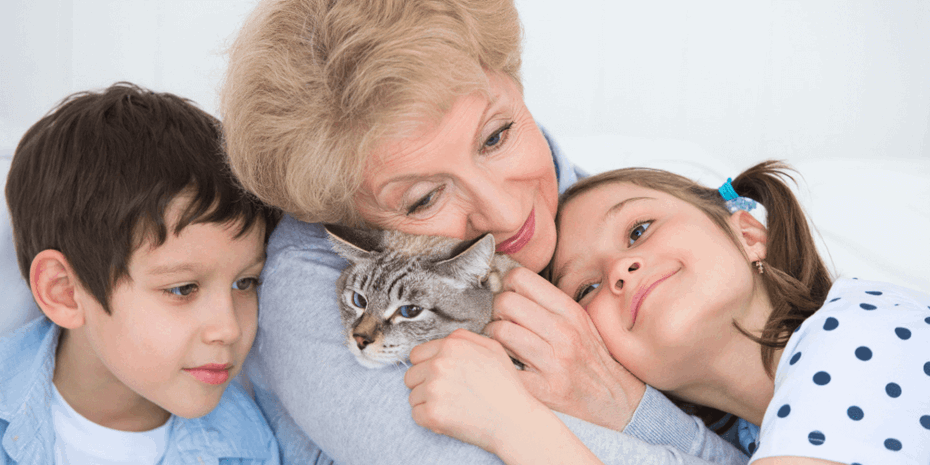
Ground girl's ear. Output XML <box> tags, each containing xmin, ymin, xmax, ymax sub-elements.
<box><xmin>729</xmin><ymin>210</ymin><xmax>767</xmax><ymax>263</ymax></box>
<box><xmin>30</xmin><ymin>250</ymin><xmax>85</xmax><ymax>329</ymax></box>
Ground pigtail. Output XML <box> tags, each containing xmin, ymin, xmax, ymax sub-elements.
<box><xmin>731</xmin><ymin>161</ymin><xmax>833</xmax><ymax>377</ymax></box>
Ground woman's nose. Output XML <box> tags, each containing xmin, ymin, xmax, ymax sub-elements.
<box><xmin>465</xmin><ymin>174</ymin><xmax>523</xmax><ymax>236</ymax></box>
<box><xmin>607</xmin><ymin>257</ymin><xmax>642</xmax><ymax>294</ymax></box>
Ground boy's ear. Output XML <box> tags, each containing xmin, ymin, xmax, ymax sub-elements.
<box><xmin>729</xmin><ymin>210</ymin><xmax>767</xmax><ymax>263</ymax></box>
<box><xmin>30</xmin><ymin>250</ymin><xmax>85</xmax><ymax>329</ymax></box>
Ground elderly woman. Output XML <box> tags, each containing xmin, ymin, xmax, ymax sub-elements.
<box><xmin>221</xmin><ymin>1</ymin><xmax>747</xmax><ymax>464</ymax></box>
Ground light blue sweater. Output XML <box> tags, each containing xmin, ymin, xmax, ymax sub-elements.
<box><xmin>245</xmin><ymin>129</ymin><xmax>749</xmax><ymax>465</ymax></box>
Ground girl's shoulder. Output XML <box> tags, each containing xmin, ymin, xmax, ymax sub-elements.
<box><xmin>752</xmin><ymin>278</ymin><xmax>930</xmax><ymax>464</ymax></box>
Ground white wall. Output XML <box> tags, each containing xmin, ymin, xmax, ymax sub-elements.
<box><xmin>3</xmin><ymin>1</ymin><xmax>929</xmax><ymax>164</ymax></box>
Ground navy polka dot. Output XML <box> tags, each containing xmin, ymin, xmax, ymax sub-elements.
<box><xmin>789</xmin><ymin>352</ymin><xmax>802</xmax><ymax>365</ymax></box>
<box><xmin>813</xmin><ymin>371</ymin><xmax>831</xmax><ymax>385</ymax></box>
<box><xmin>884</xmin><ymin>438</ymin><xmax>902</xmax><ymax>451</ymax></box>
<box><xmin>865</xmin><ymin>291</ymin><xmax>882</xmax><ymax>295</ymax></box>
<box><xmin>925</xmin><ymin>316</ymin><xmax>930</xmax><ymax>324</ymax></box>
<box><xmin>747</xmin><ymin>442</ymin><xmax>756</xmax><ymax>454</ymax></box>
<box><xmin>895</xmin><ymin>327</ymin><xmax>911</xmax><ymax>340</ymax></box>
<box><xmin>823</xmin><ymin>317</ymin><xmax>839</xmax><ymax>330</ymax></box>
<box><xmin>886</xmin><ymin>382</ymin><xmax>902</xmax><ymax>398</ymax></box>
<box><xmin>860</xmin><ymin>303</ymin><xmax>877</xmax><ymax>310</ymax></box>
<box><xmin>808</xmin><ymin>431</ymin><xmax>825</xmax><ymax>446</ymax></box>
<box><xmin>920</xmin><ymin>415</ymin><xmax>930</xmax><ymax>430</ymax></box>
<box><xmin>777</xmin><ymin>404</ymin><xmax>791</xmax><ymax>418</ymax></box>
<box><xmin>847</xmin><ymin>406</ymin><xmax>864</xmax><ymax>420</ymax></box>
<box><xmin>924</xmin><ymin>362</ymin><xmax>930</xmax><ymax>376</ymax></box>
<box><xmin>855</xmin><ymin>346</ymin><xmax>872</xmax><ymax>361</ymax></box>
<box><xmin>829</xmin><ymin>297</ymin><xmax>841</xmax><ymax>303</ymax></box>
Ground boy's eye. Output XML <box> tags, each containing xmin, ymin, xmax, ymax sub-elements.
<box><xmin>352</xmin><ymin>291</ymin><xmax>368</xmax><ymax>309</ymax></box>
<box><xmin>629</xmin><ymin>221</ymin><xmax>652</xmax><ymax>246</ymax></box>
<box><xmin>575</xmin><ymin>282</ymin><xmax>600</xmax><ymax>302</ymax></box>
<box><xmin>397</xmin><ymin>305</ymin><xmax>423</xmax><ymax>319</ymax></box>
<box><xmin>168</xmin><ymin>284</ymin><xmax>197</xmax><ymax>297</ymax></box>
<box><xmin>233</xmin><ymin>277</ymin><xmax>260</xmax><ymax>291</ymax></box>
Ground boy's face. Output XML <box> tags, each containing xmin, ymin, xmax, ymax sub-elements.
<box><xmin>77</xmin><ymin>203</ymin><xmax>265</xmax><ymax>419</ymax></box>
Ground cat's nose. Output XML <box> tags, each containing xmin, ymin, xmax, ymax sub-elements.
<box><xmin>354</xmin><ymin>334</ymin><xmax>373</xmax><ymax>350</ymax></box>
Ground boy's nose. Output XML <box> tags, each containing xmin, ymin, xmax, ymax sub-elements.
<box><xmin>203</xmin><ymin>293</ymin><xmax>243</xmax><ymax>345</ymax></box>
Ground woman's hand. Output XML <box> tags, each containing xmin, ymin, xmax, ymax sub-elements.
<box><xmin>486</xmin><ymin>267</ymin><xmax>647</xmax><ymax>432</ymax></box>
<box><xmin>404</xmin><ymin>328</ymin><xmax>545</xmax><ymax>453</ymax></box>
<box><xmin>404</xmin><ymin>329</ymin><xmax>606</xmax><ymax>465</ymax></box>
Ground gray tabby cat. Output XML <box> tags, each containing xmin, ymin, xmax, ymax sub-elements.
<box><xmin>325</xmin><ymin>224</ymin><xmax>520</xmax><ymax>369</ymax></box>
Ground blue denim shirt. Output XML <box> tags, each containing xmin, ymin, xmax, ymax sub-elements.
<box><xmin>0</xmin><ymin>317</ymin><xmax>281</xmax><ymax>465</ymax></box>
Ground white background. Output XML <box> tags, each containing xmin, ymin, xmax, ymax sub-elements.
<box><xmin>1</xmin><ymin>0</ymin><xmax>928</xmax><ymax>333</ymax></box>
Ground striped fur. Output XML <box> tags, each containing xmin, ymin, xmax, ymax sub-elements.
<box><xmin>325</xmin><ymin>225</ymin><xmax>519</xmax><ymax>369</ymax></box>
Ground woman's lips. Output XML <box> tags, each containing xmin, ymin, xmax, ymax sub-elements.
<box><xmin>496</xmin><ymin>208</ymin><xmax>535</xmax><ymax>255</ymax></box>
<box><xmin>184</xmin><ymin>363</ymin><xmax>231</xmax><ymax>385</ymax></box>
<box><xmin>629</xmin><ymin>270</ymin><xmax>678</xmax><ymax>328</ymax></box>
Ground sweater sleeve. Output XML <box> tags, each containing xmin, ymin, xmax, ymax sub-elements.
<box><xmin>246</xmin><ymin>218</ymin><xmax>748</xmax><ymax>465</ymax></box>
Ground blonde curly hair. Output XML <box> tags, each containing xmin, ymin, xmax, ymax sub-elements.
<box><xmin>221</xmin><ymin>0</ymin><xmax>524</xmax><ymax>225</ymax></box>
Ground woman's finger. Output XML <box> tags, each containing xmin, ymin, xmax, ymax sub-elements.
<box><xmin>500</xmin><ymin>267</ymin><xmax>580</xmax><ymax>317</ymax></box>
<box><xmin>484</xmin><ymin>319</ymin><xmax>549</xmax><ymax>370</ymax></box>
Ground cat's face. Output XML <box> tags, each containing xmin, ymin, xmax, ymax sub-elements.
<box><xmin>326</xmin><ymin>225</ymin><xmax>499</xmax><ymax>368</ymax></box>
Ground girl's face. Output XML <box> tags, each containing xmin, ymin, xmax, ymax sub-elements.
<box><xmin>550</xmin><ymin>182</ymin><xmax>765</xmax><ymax>392</ymax></box>
<box><xmin>354</xmin><ymin>71</ymin><xmax>559</xmax><ymax>273</ymax></box>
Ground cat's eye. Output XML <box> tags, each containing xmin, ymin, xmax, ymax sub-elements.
<box><xmin>352</xmin><ymin>291</ymin><xmax>368</xmax><ymax>309</ymax></box>
<box><xmin>397</xmin><ymin>305</ymin><xmax>422</xmax><ymax>319</ymax></box>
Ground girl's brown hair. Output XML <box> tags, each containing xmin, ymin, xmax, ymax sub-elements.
<box><xmin>553</xmin><ymin>160</ymin><xmax>833</xmax><ymax>428</ymax></box>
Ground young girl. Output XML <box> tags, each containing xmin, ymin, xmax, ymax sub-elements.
<box><xmin>404</xmin><ymin>160</ymin><xmax>930</xmax><ymax>465</ymax></box>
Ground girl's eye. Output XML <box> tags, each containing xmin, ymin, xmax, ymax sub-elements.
<box><xmin>406</xmin><ymin>186</ymin><xmax>444</xmax><ymax>215</ymax></box>
<box><xmin>167</xmin><ymin>284</ymin><xmax>197</xmax><ymax>297</ymax></box>
<box><xmin>575</xmin><ymin>282</ymin><xmax>600</xmax><ymax>302</ymax></box>
<box><xmin>233</xmin><ymin>277</ymin><xmax>260</xmax><ymax>291</ymax></box>
<box><xmin>352</xmin><ymin>291</ymin><xmax>368</xmax><ymax>309</ymax></box>
<box><xmin>397</xmin><ymin>305</ymin><xmax>423</xmax><ymax>319</ymax></box>
<box><xmin>628</xmin><ymin>221</ymin><xmax>652</xmax><ymax>246</ymax></box>
<box><xmin>481</xmin><ymin>122</ymin><xmax>514</xmax><ymax>153</ymax></box>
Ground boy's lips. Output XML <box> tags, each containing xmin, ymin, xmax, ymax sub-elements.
<box><xmin>629</xmin><ymin>270</ymin><xmax>678</xmax><ymax>328</ymax></box>
<box><xmin>184</xmin><ymin>363</ymin><xmax>232</xmax><ymax>385</ymax></box>
<box><xmin>496</xmin><ymin>209</ymin><xmax>535</xmax><ymax>255</ymax></box>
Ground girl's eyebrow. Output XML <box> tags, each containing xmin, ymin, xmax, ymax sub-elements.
<box><xmin>552</xmin><ymin>196</ymin><xmax>653</xmax><ymax>287</ymax></box>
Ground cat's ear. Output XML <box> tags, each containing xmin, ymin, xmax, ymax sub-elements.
<box><xmin>324</xmin><ymin>224</ymin><xmax>384</xmax><ymax>262</ymax></box>
<box><xmin>436</xmin><ymin>233</ymin><xmax>496</xmax><ymax>283</ymax></box>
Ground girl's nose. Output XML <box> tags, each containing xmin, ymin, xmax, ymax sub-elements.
<box><xmin>608</xmin><ymin>257</ymin><xmax>642</xmax><ymax>294</ymax></box>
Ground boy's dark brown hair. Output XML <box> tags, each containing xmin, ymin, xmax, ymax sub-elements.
<box><xmin>551</xmin><ymin>160</ymin><xmax>833</xmax><ymax>430</ymax></box>
<box><xmin>6</xmin><ymin>82</ymin><xmax>281</xmax><ymax>313</ymax></box>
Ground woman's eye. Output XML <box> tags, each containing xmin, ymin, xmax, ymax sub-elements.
<box><xmin>575</xmin><ymin>282</ymin><xmax>600</xmax><ymax>302</ymax></box>
<box><xmin>406</xmin><ymin>186</ymin><xmax>443</xmax><ymax>215</ymax></box>
<box><xmin>397</xmin><ymin>305</ymin><xmax>423</xmax><ymax>319</ymax></box>
<box><xmin>481</xmin><ymin>122</ymin><xmax>514</xmax><ymax>153</ymax></box>
<box><xmin>233</xmin><ymin>277</ymin><xmax>260</xmax><ymax>291</ymax></box>
<box><xmin>167</xmin><ymin>284</ymin><xmax>197</xmax><ymax>297</ymax></box>
<box><xmin>628</xmin><ymin>221</ymin><xmax>652</xmax><ymax>246</ymax></box>
<box><xmin>352</xmin><ymin>291</ymin><xmax>368</xmax><ymax>309</ymax></box>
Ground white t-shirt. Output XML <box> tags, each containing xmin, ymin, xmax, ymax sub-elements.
<box><xmin>51</xmin><ymin>384</ymin><xmax>172</xmax><ymax>465</ymax></box>
<box><xmin>749</xmin><ymin>278</ymin><xmax>930</xmax><ymax>464</ymax></box>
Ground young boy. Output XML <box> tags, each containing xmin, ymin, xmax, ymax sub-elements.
<box><xmin>0</xmin><ymin>83</ymin><xmax>282</xmax><ymax>464</ymax></box>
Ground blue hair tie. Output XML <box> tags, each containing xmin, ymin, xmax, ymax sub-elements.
<box><xmin>718</xmin><ymin>177</ymin><xmax>767</xmax><ymax>227</ymax></box>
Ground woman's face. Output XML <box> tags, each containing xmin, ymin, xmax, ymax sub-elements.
<box><xmin>549</xmin><ymin>182</ymin><xmax>763</xmax><ymax>392</ymax></box>
<box><xmin>354</xmin><ymin>72</ymin><xmax>559</xmax><ymax>273</ymax></box>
